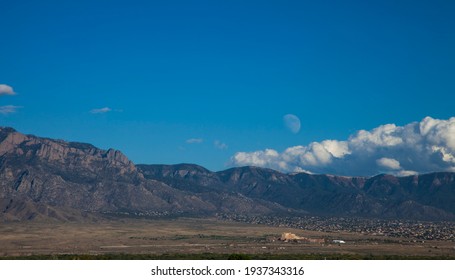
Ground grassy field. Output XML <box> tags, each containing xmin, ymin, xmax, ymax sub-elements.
<box><xmin>1</xmin><ymin>218</ymin><xmax>454</xmax><ymax>259</ymax></box>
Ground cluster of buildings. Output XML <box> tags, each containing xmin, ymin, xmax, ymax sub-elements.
<box><xmin>217</xmin><ymin>214</ymin><xmax>455</xmax><ymax>241</ymax></box>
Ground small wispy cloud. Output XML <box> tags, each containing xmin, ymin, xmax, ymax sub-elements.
<box><xmin>0</xmin><ymin>105</ymin><xmax>22</xmax><ymax>115</ymax></box>
<box><xmin>186</xmin><ymin>138</ymin><xmax>204</xmax><ymax>144</ymax></box>
<box><xmin>214</xmin><ymin>140</ymin><xmax>228</xmax><ymax>150</ymax></box>
<box><xmin>0</xmin><ymin>84</ymin><xmax>15</xmax><ymax>95</ymax></box>
<box><xmin>90</xmin><ymin>107</ymin><xmax>112</xmax><ymax>114</ymax></box>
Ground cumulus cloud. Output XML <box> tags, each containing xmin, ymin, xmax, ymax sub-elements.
<box><xmin>0</xmin><ymin>84</ymin><xmax>15</xmax><ymax>95</ymax></box>
<box><xmin>90</xmin><ymin>107</ymin><xmax>112</xmax><ymax>114</ymax></box>
<box><xmin>283</xmin><ymin>114</ymin><xmax>301</xmax><ymax>133</ymax></box>
<box><xmin>0</xmin><ymin>105</ymin><xmax>22</xmax><ymax>115</ymax></box>
<box><xmin>186</xmin><ymin>138</ymin><xmax>204</xmax><ymax>144</ymax></box>
<box><xmin>230</xmin><ymin>116</ymin><xmax>455</xmax><ymax>176</ymax></box>
<box><xmin>376</xmin><ymin>157</ymin><xmax>401</xmax><ymax>170</ymax></box>
<box><xmin>214</xmin><ymin>140</ymin><xmax>228</xmax><ymax>150</ymax></box>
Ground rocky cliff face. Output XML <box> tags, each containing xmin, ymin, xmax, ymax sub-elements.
<box><xmin>0</xmin><ymin>127</ymin><xmax>147</xmax><ymax>213</ymax></box>
<box><xmin>0</xmin><ymin>128</ymin><xmax>138</xmax><ymax>179</ymax></box>
<box><xmin>2</xmin><ymin>127</ymin><xmax>455</xmax><ymax>221</ymax></box>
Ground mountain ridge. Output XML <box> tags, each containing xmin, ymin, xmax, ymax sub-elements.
<box><xmin>1</xmin><ymin>126</ymin><xmax>454</xmax><ymax>221</ymax></box>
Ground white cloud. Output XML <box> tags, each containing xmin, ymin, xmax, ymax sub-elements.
<box><xmin>396</xmin><ymin>170</ymin><xmax>418</xmax><ymax>177</ymax></box>
<box><xmin>376</xmin><ymin>157</ymin><xmax>401</xmax><ymax>170</ymax></box>
<box><xmin>0</xmin><ymin>105</ymin><xmax>22</xmax><ymax>115</ymax></box>
<box><xmin>0</xmin><ymin>84</ymin><xmax>15</xmax><ymax>95</ymax></box>
<box><xmin>321</xmin><ymin>140</ymin><xmax>350</xmax><ymax>158</ymax></box>
<box><xmin>234</xmin><ymin>149</ymin><xmax>279</xmax><ymax>167</ymax></box>
<box><xmin>186</xmin><ymin>138</ymin><xmax>203</xmax><ymax>144</ymax></box>
<box><xmin>90</xmin><ymin>107</ymin><xmax>112</xmax><ymax>114</ymax></box>
<box><xmin>230</xmin><ymin>116</ymin><xmax>455</xmax><ymax>176</ymax></box>
<box><xmin>214</xmin><ymin>140</ymin><xmax>228</xmax><ymax>150</ymax></box>
<box><xmin>283</xmin><ymin>114</ymin><xmax>301</xmax><ymax>134</ymax></box>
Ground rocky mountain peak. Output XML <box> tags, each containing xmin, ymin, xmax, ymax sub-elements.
<box><xmin>0</xmin><ymin>128</ymin><xmax>138</xmax><ymax>178</ymax></box>
<box><xmin>0</xmin><ymin>126</ymin><xmax>17</xmax><ymax>135</ymax></box>
<box><xmin>0</xmin><ymin>128</ymin><xmax>29</xmax><ymax>155</ymax></box>
<box><xmin>104</xmin><ymin>148</ymin><xmax>136</xmax><ymax>172</ymax></box>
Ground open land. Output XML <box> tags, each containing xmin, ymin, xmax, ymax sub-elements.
<box><xmin>0</xmin><ymin>217</ymin><xmax>454</xmax><ymax>259</ymax></box>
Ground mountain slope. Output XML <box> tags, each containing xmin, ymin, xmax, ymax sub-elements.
<box><xmin>138</xmin><ymin>164</ymin><xmax>455</xmax><ymax>220</ymax></box>
<box><xmin>0</xmin><ymin>127</ymin><xmax>286</xmax><ymax>220</ymax></box>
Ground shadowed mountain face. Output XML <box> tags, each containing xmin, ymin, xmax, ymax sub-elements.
<box><xmin>138</xmin><ymin>165</ymin><xmax>455</xmax><ymax>220</ymax></box>
<box><xmin>1</xmin><ymin>127</ymin><xmax>455</xmax><ymax>221</ymax></box>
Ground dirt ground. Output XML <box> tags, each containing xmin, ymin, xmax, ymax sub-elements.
<box><xmin>0</xmin><ymin>218</ymin><xmax>454</xmax><ymax>258</ymax></box>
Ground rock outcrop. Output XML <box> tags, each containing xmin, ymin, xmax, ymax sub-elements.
<box><xmin>279</xmin><ymin>232</ymin><xmax>325</xmax><ymax>243</ymax></box>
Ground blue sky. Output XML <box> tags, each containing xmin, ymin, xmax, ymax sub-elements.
<box><xmin>1</xmin><ymin>0</ymin><xmax>454</xmax><ymax>175</ymax></box>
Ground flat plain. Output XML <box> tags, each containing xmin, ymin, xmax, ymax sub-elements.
<box><xmin>1</xmin><ymin>218</ymin><xmax>454</xmax><ymax>259</ymax></box>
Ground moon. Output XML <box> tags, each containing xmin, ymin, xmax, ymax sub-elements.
<box><xmin>283</xmin><ymin>114</ymin><xmax>301</xmax><ymax>134</ymax></box>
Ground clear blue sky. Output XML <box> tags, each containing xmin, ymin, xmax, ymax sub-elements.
<box><xmin>1</xmin><ymin>0</ymin><xmax>454</xmax><ymax>174</ymax></box>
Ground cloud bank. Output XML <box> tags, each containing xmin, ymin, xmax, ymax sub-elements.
<box><xmin>0</xmin><ymin>84</ymin><xmax>15</xmax><ymax>95</ymax></box>
<box><xmin>231</xmin><ymin>116</ymin><xmax>455</xmax><ymax>176</ymax></box>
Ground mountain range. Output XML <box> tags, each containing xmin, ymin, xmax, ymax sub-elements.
<box><xmin>1</xmin><ymin>127</ymin><xmax>454</xmax><ymax>221</ymax></box>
